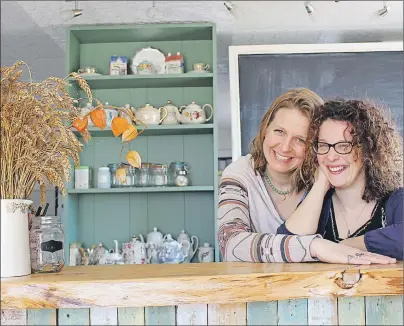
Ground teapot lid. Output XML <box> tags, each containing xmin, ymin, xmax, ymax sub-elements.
<box><xmin>203</xmin><ymin>242</ymin><xmax>211</xmax><ymax>247</ymax></box>
<box><xmin>179</xmin><ymin>229</ymin><xmax>186</xmax><ymax>234</ymax></box>
<box><xmin>150</xmin><ymin>226</ymin><xmax>161</xmax><ymax>234</ymax></box>
<box><xmin>164</xmin><ymin>234</ymin><xmax>174</xmax><ymax>241</ymax></box>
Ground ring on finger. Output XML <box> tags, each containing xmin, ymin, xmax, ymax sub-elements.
<box><xmin>347</xmin><ymin>254</ymin><xmax>354</xmax><ymax>264</ymax></box>
<box><xmin>355</xmin><ymin>253</ymin><xmax>365</xmax><ymax>258</ymax></box>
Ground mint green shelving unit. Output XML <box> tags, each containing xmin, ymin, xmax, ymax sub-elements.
<box><xmin>64</xmin><ymin>23</ymin><xmax>219</xmax><ymax>263</ymax></box>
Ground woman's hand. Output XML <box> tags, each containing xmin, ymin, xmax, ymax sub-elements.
<box><xmin>314</xmin><ymin>166</ymin><xmax>331</xmax><ymax>193</ymax></box>
<box><xmin>310</xmin><ymin>238</ymin><xmax>396</xmax><ymax>265</ymax></box>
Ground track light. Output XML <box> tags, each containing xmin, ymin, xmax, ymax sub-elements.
<box><xmin>378</xmin><ymin>1</ymin><xmax>390</xmax><ymax>17</ymax></box>
<box><xmin>224</xmin><ymin>1</ymin><xmax>240</xmax><ymax>19</ymax></box>
<box><xmin>304</xmin><ymin>1</ymin><xmax>314</xmax><ymax>14</ymax></box>
<box><xmin>61</xmin><ymin>0</ymin><xmax>83</xmax><ymax>20</ymax></box>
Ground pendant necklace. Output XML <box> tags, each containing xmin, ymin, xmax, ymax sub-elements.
<box><xmin>265</xmin><ymin>170</ymin><xmax>292</xmax><ymax>201</ymax></box>
<box><xmin>334</xmin><ymin>196</ymin><xmax>367</xmax><ymax>238</ymax></box>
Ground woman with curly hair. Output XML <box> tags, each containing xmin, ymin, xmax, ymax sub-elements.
<box><xmin>218</xmin><ymin>88</ymin><xmax>396</xmax><ymax>265</ymax></box>
<box><xmin>281</xmin><ymin>99</ymin><xmax>403</xmax><ymax>260</ymax></box>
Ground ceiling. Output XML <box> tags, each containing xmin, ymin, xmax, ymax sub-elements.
<box><xmin>1</xmin><ymin>1</ymin><xmax>403</xmax><ymax>77</ymax></box>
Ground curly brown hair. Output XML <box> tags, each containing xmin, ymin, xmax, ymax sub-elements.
<box><xmin>301</xmin><ymin>99</ymin><xmax>403</xmax><ymax>201</ymax></box>
<box><xmin>250</xmin><ymin>88</ymin><xmax>324</xmax><ymax>192</ymax></box>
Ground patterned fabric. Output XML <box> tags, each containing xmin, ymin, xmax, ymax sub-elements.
<box><xmin>218</xmin><ymin>155</ymin><xmax>320</xmax><ymax>263</ymax></box>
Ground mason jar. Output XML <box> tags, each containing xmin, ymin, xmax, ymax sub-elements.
<box><xmin>150</xmin><ymin>164</ymin><xmax>168</xmax><ymax>186</ymax></box>
<box><xmin>29</xmin><ymin>216</ymin><xmax>65</xmax><ymax>273</ymax></box>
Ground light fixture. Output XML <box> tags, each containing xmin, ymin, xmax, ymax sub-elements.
<box><xmin>224</xmin><ymin>1</ymin><xmax>240</xmax><ymax>19</ymax></box>
<box><xmin>378</xmin><ymin>1</ymin><xmax>390</xmax><ymax>17</ymax></box>
<box><xmin>61</xmin><ymin>0</ymin><xmax>83</xmax><ymax>20</ymax></box>
<box><xmin>147</xmin><ymin>1</ymin><xmax>159</xmax><ymax>19</ymax></box>
<box><xmin>304</xmin><ymin>1</ymin><xmax>315</xmax><ymax>14</ymax></box>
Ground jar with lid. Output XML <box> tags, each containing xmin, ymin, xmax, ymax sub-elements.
<box><xmin>97</xmin><ymin>167</ymin><xmax>111</xmax><ymax>188</ymax></box>
<box><xmin>75</xmin><ymin>166</ymin><xmax>92</xmax><ymax>189</ymax></box>
<box><xmin>150</xmin><ymin>164</ymin><xmax>168</xmax><ymax>186</ymax></box>
<box><xmin>29</xmin><ymin>216</ymin><xmax>64</xmax><ymax>273</ymax></box>
<box><xmin>108</xmin><ymin>163</ymin><xmax>137</xmax><ymax>187</ymax></box>
<box><xmin>138</xmin><ymin>163</ymin><xmax>151</xmax><ymax>187</ymax></box>
<box><xmin>168</xmin><ymin>162</ymin><xmax>191</xmax><ymax>186</ymax></box>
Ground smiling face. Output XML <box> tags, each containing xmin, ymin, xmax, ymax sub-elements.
<box><xmin>263</xmin><ymin>108</ymin><xmax>309</xmax><ymax>175</ymax></box>
<box><xmin>317</xmin><ymin>119</ymin><xmax>364</xmax><ymax>189</ymax></box>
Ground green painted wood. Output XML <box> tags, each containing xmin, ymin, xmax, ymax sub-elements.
<box><xmin>64</xmin><ymin>194</ymin><xmax>78</xmax><ymax>264</ymax></box>
<box><xmin>129</xmin><ymin>193</ymin><xmax>149</xmax><ymax>240</ymax></box>
<box><xmin>77</xmin><ymin>194</ymin><xmax>95</xmax><ymax>248</ymax></box>
<box><xmin>145</xmin><ymin>306</ymin><xmax>175</xmax><ymax>325</ymax></box>
<box><xmin>182</xmin><ymin>40</ymin><xmax>214</xmax><ymax>73</ymax></box>
<box><xmin>58</xmin><ymin>308</ymin><xmax>90</xmax><ymax>325</ymax></box>
<box><xmin>118</xmin><ymin>307</ymin><xmax>145</xmax><ymax>325</ymax></box>
<box><xmin>338</xmin><ymin>297</ymin><xmax>365</xmax><ymax>325</ymax></box>
<box><xmin>307</xmin><ymin>298</ymin><xmax>338</xmax><ymax>325</ymax></box>
<box><xmin>277</xmin><ymin>299</ymin><xmax>308</xmax><ymax>326</ymax></box>
<box><xmin>176</xmin><ymin>304</ymin><xmax>208</xmax><ymax>325</ymax></box>
<box><xmin>67</xmin><ymin>33</ymin><xmax>80</xmax><ymax>74</ymax></box>
<box><xmin>246</xmin><ymin>301</ymin><xmax>277</xmax><ymax>325</ymax></box>
<box><xmin>1</xmin><ymin>309</ymin><xmax>27</xmax><ymax>325</ymax></box>
<box><xmin>90</xmin><ymin>307</ymin><xmax>118</xmax><ymax>325</ymax></box>
<box><xmin>27</xmin><ymin>309</ymin><xmax>56</xmax><ymax>325</ymax></box>
<box><xmin>366</xmin><ymin>295</ymin><xmax>403</xmax><ymax>325</ymax></box>
<box><xmin>67</xmin><ymin>185</ymin><xmax>215</xmax><ymax>194</ymax></box>
<box><xmin>69</xmin><ymin>23</ymin><xmax>214</xmax><ymax>43</ymax></box>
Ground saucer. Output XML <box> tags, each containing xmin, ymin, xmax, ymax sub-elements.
<box><xmin>187</xmin><ymin>70</ymin><xmax>210</xmax><ymax>73</ymax></box>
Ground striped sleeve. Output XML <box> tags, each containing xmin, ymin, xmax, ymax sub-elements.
<box><xmin>218</xmin><ymin>177</ymin><xmax>320</xmax><ymax>263</ymax></box>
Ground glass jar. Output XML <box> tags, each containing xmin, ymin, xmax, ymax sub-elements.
<box><xmin>168</xmin><ymin>162</ymin><xmax>191</xmax><ymax>186</ymax></box>
<box><xmin>108</xmin><ymin>163</ymin><xmax>121</xmax><ymax>188</ymax></box>
<box><xmin>108</xmin><ymin>163</ymin><xmax>137</xmax><ymax>187</ymax></box>
<box><xmin>138</xmin><ymin>163</ymin><xmax>151</xmax><ymax>187</ymax></box>
<box><xmin>150</xmin><ymin>164</ymin><xmax>168</xmax><ymax>186</ymax></box>
<box><xmin>97</xmin><ymin>167</ymin><xmax>111</xmax><ymax>188</ymax></box>
<box><xmin>29</xmin><ymin>216</ymin><xmax>64</xmax><ymax>273</ymax></box>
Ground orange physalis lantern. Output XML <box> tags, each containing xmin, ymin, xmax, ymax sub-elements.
<box><xmin>122</xmin><ymin>125</ymin><xmax>138</xmax><ymax>142</ymax></box>
<box><xmin>90</xmin><ymin>108</ymin><xmax>106</xmax><ymax>129</ymax></box>
<box><xmin>115</xmin><ymin>167</ymin><xmax>127</xmax><ymax>184</ymax></box>
<box><xmin>126</xmin><ymin>150</ymin><xmax>141</xmax><ymax>168</ymax></box>
<box><xmin>111</xmin><ymin>117</ymin><xmax>129</xmax><ymax>137</ymax></box>
<box><xmin>72</xmin><ymin>117</ymin><xmax>88</xmax><ymax>132</ymax></box>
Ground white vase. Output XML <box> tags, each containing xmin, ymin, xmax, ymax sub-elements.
<box><xmin>1</xmin><ymin>199</ymin><xmax>32</xmax><ymax>278</ymax></box>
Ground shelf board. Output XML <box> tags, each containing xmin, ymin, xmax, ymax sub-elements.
<box><xmin>69</xmin><ymin>73</ymin><xmax>213</xmax><ymax>89</ymax></box>
<box><xmin>75</xmin><ymin>124</ymin><xmax>214</xmax><ymax>137</ymax></box>
<box><xmin>67</xmin><ymin>186</ymin><xmax>214</xmax><ymax>194</ymax></box>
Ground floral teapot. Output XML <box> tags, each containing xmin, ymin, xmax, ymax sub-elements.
<box><xmin>156</xmin><ymin>234</ymin><xmax>190</xmax><ymax>264</ymax></box>
<box><xmin>159</xmin><ymin>100</ymin><xmax>181</xmax><ymax>125</ymax></box>
<box><xmin>131</xmin><ymin>234</ymin><xmax>148</xmax><ymax>264</ymax></box>
<box><xmin>135</xmin><ymin>103</ymin><xmax>168</xmax><ymax>125</ymax></box>
<box><xmin>179</xmin><ymin>101</ymin><xmax>213</xmax><ymax>124</ymax></box>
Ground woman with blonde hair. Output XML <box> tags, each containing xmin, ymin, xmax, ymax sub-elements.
<box><xmin>218</xmin><ymin>89</ymin><xmax>395</xmax><ymax>265</ymax></box>
<box><xmin>281</xmin><ymin>99</ymin><xmax>403</xmax><ymax>260</ymax></box>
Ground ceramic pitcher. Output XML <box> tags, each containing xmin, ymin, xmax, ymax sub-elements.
<box><xmin>177</xmin><ymin>230</ymin><xmax>199</xmax><ymax>263</ymax></box>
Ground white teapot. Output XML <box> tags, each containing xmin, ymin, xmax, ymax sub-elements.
<box><xmin>135</xmin><ymin>104</ymin><xmax>168</xmax><ymax>125</ymax></box>
<box><xmin>131</xmin><ymin>234</ymin><xmax>148</xmax><ymax>264</ymax></box>
<box><xmin>177</xmin><ymin>230</ymin><xmax>199</xmax><ymax>263</ymax></box>
<box><xmin>159</xmin><ymin>100</ymin><xmax>181</xmax><ymax>125</ymax></box>
<box><xmin>179</xmin><ymin>101</ymin><xmax>213</xmax><ymax>124</ymax></box>
<box><xmin>146</xmin><ymin>227</ymin><xmax>164</xmax><ymax>264</ymax></box>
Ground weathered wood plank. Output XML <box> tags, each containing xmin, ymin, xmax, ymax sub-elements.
<box><xmin>366</xmin><ymin>295</ymin><xmax>403</xmax><ymax>325</ymax></box>
<box><xmin>1</xmin><ymin>309</ymin><xmax>26</xmax><ymax>325</ymax></box>
<box><xmin>277</xmin><ymin>299</ymin><xmax>307</xmax><ymax>325</ymax></box>
<box><xmin>308</xmin><ymin>298</ymin><xmax>338</xmax><ymax>325</ymax></box>
<box><xmin>338</xmin><ymin>297</ymin><xmax>365</xmax><ymax>325</ymax></box>
<box><xmin>176</xmin><ymin>304</ymin><xmax>207</xmax><ymax>325</ymax></box>
<box><xmin>246</xmin><ymin>301</ymin><xmax>277</xmax><ymax>325</ymax></box>
<box><xmin>90</xmin><ymin>307</ymin><xmax>118</xmax><ymax>325</ymax></box>
<box><xmin>117</xmin><ymin>307</ymin><xmax>145</xmax><ymax>325</ymax></box>
<box><xmin>145</xmin><ymin>306</ymin><xmax>175</xmax><ymax>325</ymax></box>
<box><xmin>208</xmin><ymin>303</ymin><xmax>246</xmax><ymax>325</ymax></box>
<box><xmin>27</xmin><ymin>309</ymin><xmax>56</xmax><ymax>325</ymax></box>
<box><xmin>58</xmin><ymin>308</ymin><xmax>90</xmax><ymax>325</ymax></box>
<box><xmin>2</xmin><ymin>263</ymin><xmax>402</xmax><ymax>309</ymax></box>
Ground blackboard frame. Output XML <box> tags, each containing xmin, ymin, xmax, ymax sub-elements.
<box><xmin>229</xmin><ymin>42</ymin><xmax>403</xmax><ymax>162</ymax></box>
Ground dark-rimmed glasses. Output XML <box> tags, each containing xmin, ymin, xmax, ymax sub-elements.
<box><xmin>313</xmin><ymin>141</ymin><xmax>354</xmax><ymax>155</ymax></box>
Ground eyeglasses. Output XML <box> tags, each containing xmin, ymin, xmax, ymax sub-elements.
<box><xmin>313</xmin><ymin>141</ymin><xmax>354</xmax><ymax>155</ymax></box>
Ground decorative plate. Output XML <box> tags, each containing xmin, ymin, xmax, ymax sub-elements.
<box><xmin>130</xmin><ymin>47</ymin><xmax>166</xmax><ymax>75</ymax></box>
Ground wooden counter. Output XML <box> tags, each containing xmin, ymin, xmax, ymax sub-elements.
<box><xmin>1</xmin><ymin>262</ymin><xmax>403</xmax><ymax>325</ymax></box>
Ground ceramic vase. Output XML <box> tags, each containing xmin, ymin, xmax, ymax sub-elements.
<box><xmin>1</xmin><ymin>199</ymin><xmax>32</xmax><ymax>277</ymax></box>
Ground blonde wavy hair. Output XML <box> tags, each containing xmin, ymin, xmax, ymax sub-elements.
<box><xmin>250</xmin><ymin>88</ymin><xmax>324</xmax><ymax>192</ymax></box>
<box><xmin>301</xmin><ymin>99</ymin><xmax>403</xmax><ymax>201</ymax></box>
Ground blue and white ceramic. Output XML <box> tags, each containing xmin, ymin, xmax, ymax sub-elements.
<box><xmin>156</xmin><ymin>234</ymin><xmax>190</xmax><ymax>264</ymax></box>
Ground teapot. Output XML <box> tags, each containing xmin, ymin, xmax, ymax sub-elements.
<box><xmin>147</xmin><ymin>227</ymin><xmax>164</xmax><ymax>264</ymax></box>
<box><xmin>159</xmin><ymin>100</ymin><xmax>181</xmax><ymax>125</ymax></box>
<box><xmin>179</xmin><ymin>101</ymin><xmax>213</xmax><ymax>124</ymax></box>
<box><xmin>177</xmin><ymin>230</ymin><xmax>199</xmax><ymax>263</ymax></box>
<box><xmin>135</xmin><ymin>103</ymin><xmax>168</xmax><ymax>125</ymax></box>
<box><xmin>156</xmin><ymin>234</ymin><xmax>190</xmax><ymax>264</ymax></box>
<box><xmin>131</xmin><ymin>234</ymin><xmax>148</xmax><ymax>264</ymax></box>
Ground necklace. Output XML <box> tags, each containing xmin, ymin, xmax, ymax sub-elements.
<box><xmin>334</xmin><ymin>196</ymin><xmax>367</xmax><ymax>238</ymax></box>
<box><xmin>265</xmin><ymin>170</ymin><xmax>292</xmax><ymax>200</ymax></box>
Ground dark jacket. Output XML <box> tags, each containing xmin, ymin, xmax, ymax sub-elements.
<box><xmin>277</xmin><ymin>188</ymin><xmax>403</xmax><ymax>260</ymax></box>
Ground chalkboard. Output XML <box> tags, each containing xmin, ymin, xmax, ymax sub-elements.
<box><xmin>238</xmin><ymin>51</ymin><xmax>403</xmax><ymax>156</ymax></box>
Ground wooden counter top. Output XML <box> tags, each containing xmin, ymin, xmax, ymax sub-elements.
<box><xmin>1</xmin><ymin>262</ymin><xmax>402</xmax><ymax>309</ymax></box>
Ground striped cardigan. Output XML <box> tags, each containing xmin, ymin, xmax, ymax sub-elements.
<box><xmin>218</xmin><ymin>154</ymin><xmax>319</xmax><ymax>263</ymax></box>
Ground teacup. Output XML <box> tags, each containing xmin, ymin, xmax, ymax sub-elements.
<box><xmin>192</xmin><ymin>63</ymin><xmax>210</xmax><ymax>72</ymax></box>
